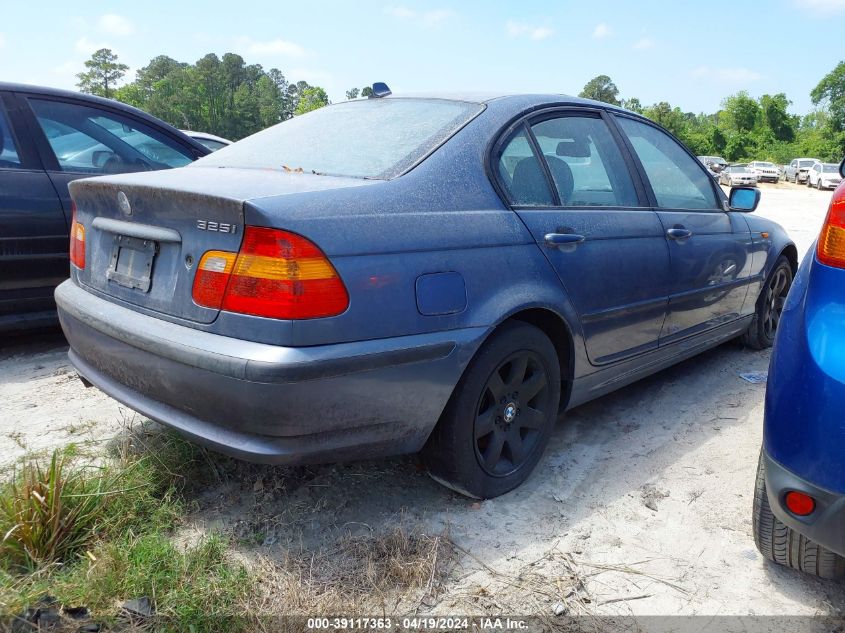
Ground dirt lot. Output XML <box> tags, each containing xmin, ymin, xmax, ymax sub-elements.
<box><xmin>1</xmin><ymin>181</ymin><xmax>843</xmax><ymax>619</ymax></box>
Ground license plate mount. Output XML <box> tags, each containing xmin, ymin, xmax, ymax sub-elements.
<box><xmin>106</xmin><ymin>235</ymin><xmax>156</xmax><ymax>292</ymax></box>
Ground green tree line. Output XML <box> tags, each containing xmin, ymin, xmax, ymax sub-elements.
<box><xmin>77</xmin><ymin>49</ymin><xmax>845</xmax><ymax>162</ymax></box>
<box><xmin>579</xmin><ymin>68</ymin><xmax>845</xmax><ymax>163</ymax></box>
<box><xmin>77</xmin><ymin>48</ymin><xmax>331</xmax><ymax>140</ymax></box>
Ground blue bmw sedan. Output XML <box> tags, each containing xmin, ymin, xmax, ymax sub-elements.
<box><xmin>56</xmin><ymin>91</ymin><xmax>796</xmax><ymax>498</ymax></box>
<box><xmin>753</xmin><ymin>166</ymin><xmax>845</xmax><ymax>579</ymax></box>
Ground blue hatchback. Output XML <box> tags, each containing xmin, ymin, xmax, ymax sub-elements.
<box><xmin>57</xmin><ymin>91</ymin><xmax>796</xmax><ymax>499</ymax></box>
<box><xmin>754</xmin><ymin>165</ymin><xmax>845</xmax><ymax>579</ymax></box>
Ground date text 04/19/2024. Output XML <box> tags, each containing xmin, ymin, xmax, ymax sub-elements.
<box><xmin>306</xmin><ymin>617</ymin><xmax>529</xmax><ymax>630</ymax></box>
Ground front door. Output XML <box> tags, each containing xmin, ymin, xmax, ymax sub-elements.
<box><xmin>0</xmin><ymin>94</ymin><xmax>66</xmax><ymax>325</ymax></box>
<box><xmin>494</xmin><ymin>110</ymin><xmax>670</xmax><ymax>365</ymax></box>
<box><xmin>614</xmin><ymin>116</ymin><xmax>752</xmax><ymax>345</ymax></box>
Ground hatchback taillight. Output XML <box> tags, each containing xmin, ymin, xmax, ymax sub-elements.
<box><xmin>192</xmin><ymin>227</ymin><xmax>349</xmax><ymax>319</ymax></box>
<box><xmin>69</xmin><ymin>202</ymin><xmax>85</xmax><ymax>270</ymax></box>
<box><xmin>817</xmin><ymin>181</ymin><xmax>845</xmax><ymax>269</ymax></box>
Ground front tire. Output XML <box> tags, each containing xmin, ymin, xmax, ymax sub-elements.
<box><xmin>753</xmin><ymin>453</ymin><xmax>845</xmax><ymax>579</ymax></box>
<box><xmin>423</xmin><ymin>321</ymin><xmax>561</xmax><ymax>499</ymax></box>
<box><xmin>742</xmin><ymin>256</ymin><xmax>793</xmax><ymax>350</ymax></box>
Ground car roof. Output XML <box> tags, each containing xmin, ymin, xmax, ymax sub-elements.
<box><xmin>0</xmin><ymin>81</ymin><xmax>208</xmax><ymax>152</ymax></box>
<box><xmin>369</xmin><ymin>91</ymin><xmax>635</xmax><ymax>114</ymax></box>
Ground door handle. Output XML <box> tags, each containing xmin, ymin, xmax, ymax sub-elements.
<box><xmin>544</xmin><ymin>233</ymin><xmax>586</xmax><ymax>248</ymax></box>
<box><xmin>666</xmin><ymin>227</ymin><xmax>693</xmax><ymax>240</ymax></box>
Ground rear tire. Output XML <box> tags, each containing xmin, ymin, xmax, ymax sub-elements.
<box><xmin>423</xmin><ymin>321</ymin><xmax>561</xmax><ymax>499</ymax></box>
<box><xmin>742</xmin><ymin>256</ymin><xmax>793</xmax><ymax>350</ymax></box>
<box><xmin>753</xmin><ymin>453</ymin><xmax>845</xmax><ymax>579</ymax></box>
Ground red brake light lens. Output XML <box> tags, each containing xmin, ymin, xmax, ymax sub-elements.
<box><xmin>192</xmin><ymin>227</ymin><xmax>349</xmax><ymax>320</ymax></box>
<box><xmin>817</xmin><ymin>182</ymin><xmax>845</xmax><ymax>269</ymax></box>
<box><xmin>69</xmin><ymin>202</ymin><xmax>85</xmax><ymax>270</ymax></box>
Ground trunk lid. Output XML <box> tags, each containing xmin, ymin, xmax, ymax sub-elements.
<box><xmin>69</xmin><ymin>166</ymin><xmax>373</xmax><ymax>323</ymax></box>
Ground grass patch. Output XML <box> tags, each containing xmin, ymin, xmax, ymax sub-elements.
<box><xmin>263</xmin><ymin>525</ymin><xmax>454</xmax><ymax>614</ymax></box>
<box><xmin>0</xmin><ymin>432</ymin><xmax>255</xmax><ymax>631</ymax></box>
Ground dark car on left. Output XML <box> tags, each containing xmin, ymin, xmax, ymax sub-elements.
<box><xmin>0</xmin><ymin>83</ymin><xmax>210</xmax><ymax>331</ymax></box>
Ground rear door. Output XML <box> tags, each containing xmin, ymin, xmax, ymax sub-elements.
<box><xmin>494</xmin><ymin>108</ymin><xmax>670</xmax><ymax>365</ymax></box>
<box><xmin>0</xmin><ymin>91</ymin><xmax>66</xmax><ymax>323</ymax></box>
<box><xmin>613</xmin><ymin>115</ymin><xmax>753</xmax><ymax>345</ymax></box>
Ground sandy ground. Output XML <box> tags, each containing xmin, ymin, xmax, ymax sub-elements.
<box><xmin>1</xmin><ymin>181</ymin><xmax>843</xmax><ymax>619</ymax></box>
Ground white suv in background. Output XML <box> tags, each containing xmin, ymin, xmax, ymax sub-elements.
<box><xmin>807</xmin><ymin>162</ymin><xmax>844</xmax><ymax>190</ymax></box>
<box><xmin>747</xmin><ymin>161</ymin><xmax>780</xmax><ymax>183</ymax></box>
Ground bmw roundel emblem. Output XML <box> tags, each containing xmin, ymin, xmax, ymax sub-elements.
<box><xmin>117</xmin><ymin>191</ymin><xmax>132</xmax><ymax>216</ymax></box>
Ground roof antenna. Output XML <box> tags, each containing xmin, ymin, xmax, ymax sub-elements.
<box><xmin>369</xmin><ymin>82</ymin><xmax>392</xmax><ymax>98</ymax></box>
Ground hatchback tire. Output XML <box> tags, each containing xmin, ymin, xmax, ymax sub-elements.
<box><xmin>742</xmin><ymin>256</ymin><xmax>793</xmax><ymax>350</ymax></box>
<box><xmin>423</xmin><ymin>321</ymin><xmax>561</xmax><ymax>499</ymax></box>
<box><xmin>753</xmin><ymin>453</ymin><xmax>845</xmax><ymax>579</ymax></box>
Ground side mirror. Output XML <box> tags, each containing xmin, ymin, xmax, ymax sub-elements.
<box><xmin>729</xmin><ymin>186</ymin><xmax>760</xmax><ymax>212</ymax></box>
<box><xmin>839</xmin><ymin>157</ymin><xmax>844</xmax><ymax>179</ymax></box>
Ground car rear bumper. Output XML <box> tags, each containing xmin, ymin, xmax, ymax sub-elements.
<box><xmin>55</xmin><ymin>280</ymin><xmax>486</xmax><ymax>464</ymax></box>
<box><xmin>764</xmin><ymin>252</ymin><xmax>845</xmax><ymax>493</ymax></box>
<box><xmin>763</xmin><ymin>450</ymin><xmax>845</xmax><ymax>557</ymax></box>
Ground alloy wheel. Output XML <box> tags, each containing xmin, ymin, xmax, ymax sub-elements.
<box><xmin>762</xmin><ymin>267</ymin><xmax>790</xmax><ymax>340</ymax></box>
<box><xmin>474</xmin><ymin>351</ymin><xmax>552</xmax><ymax>477</ymax></box>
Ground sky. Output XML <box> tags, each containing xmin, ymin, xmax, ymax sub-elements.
<box><xmin>1</xmin><ymin>0</ymin><xmax>843</xmax><ymax>115</ymax></box>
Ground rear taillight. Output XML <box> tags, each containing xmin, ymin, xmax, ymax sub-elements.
<box><xmin>817</xmin><ymin>182</ymin><xmax>845</xmax><ymax>269</ymax></box>
<box><xmin>192</xmin><ymin>227</ymin><xmax>349</xmax><ymax>319</ymax></box>
<box><xmin>70</xmin><ymin>202</ymin><xmax>85</xmax><ymax>270</ymax></box>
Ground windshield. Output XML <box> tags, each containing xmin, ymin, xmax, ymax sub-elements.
<box><xmin>799</xmin><ymin>160</ymin><xmax>816</xmax><ymax>167</ymax></box>
<box><xmin>823</xmin><ymin>164</ymin><xmax>839</xmax><ymax>173</ymax></box>
<box><xmin>732</xmin><ymin>167</ymin><xmax>750</xmax><ymax>173</ymax></box>
<box><xmin>757</xmin><ymin>162</ymin><xmax>775</xmax><ymax>167</ymax></box>
<box><xmin>195</xmin><ymin>98</ymin><xmax>484</xmax><ymax>179</ymax></box>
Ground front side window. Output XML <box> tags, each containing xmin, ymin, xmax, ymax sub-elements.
<box><xmin>617</xmin><ymin>117</ymin><xmax>719</xmax><ymax>210</ymax></box>
<box><xmin>529</xmin><ymin>115</ymin><xmax>639</xmax><ymax>207</ymax></box>
<box><xmin>28</xmin><ymin>98</ymin><xmax>193</xmax><ymax>174</ymax></box>
<box><xmin>0</xmin><ymin>106</ymin><xmax>22</xmax><ymax>169</ymax></box>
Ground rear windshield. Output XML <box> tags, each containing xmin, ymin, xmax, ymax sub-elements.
<box><xmin>194</xmin><ymin>98</ymin><xmax>483</xmax><ymax>179</ymax></box>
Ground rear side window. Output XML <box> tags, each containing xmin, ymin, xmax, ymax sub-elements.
<box><xmin>618</xmin><ymin>117</ymin><xmax>719</xmax><ymax>210</ymax></box>
<box><xmin>198</xmin><ymin>98</ymin><xmax>483</xmax><ymax>179</ymax></box>
<box><xmin>496</xmin><ymin>127</ymin><xmax>554</xmax><ymax>206</ymax></box>
<box><xmin>0</xmin><ymin>107</ymin><xmax>22</xmax><ymax>169</ymax></box>
<box><xmin>28</xmin><ymin>98</ymin><xmax>193</xmax><ymax>174</ymax></box>
<box><xmin>529</xmin><ymin>115</ymin><xmax>638</xmax><ymax>207</ymax></box>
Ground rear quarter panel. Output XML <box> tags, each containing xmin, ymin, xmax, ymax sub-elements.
<box><xmin>740</xmin><ymin>212</ymin><xmax>796</xmax><ymax>313</ymax></box>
